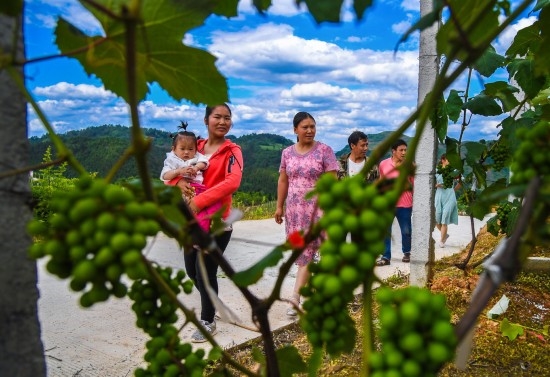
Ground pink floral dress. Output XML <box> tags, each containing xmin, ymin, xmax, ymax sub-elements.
<box><xmin>280</xmin><ymin>141</ymin><xmax>339</xmax><ymax>266</ymax></box>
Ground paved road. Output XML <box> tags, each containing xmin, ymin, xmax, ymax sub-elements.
<box><xmin>38</xmin><ymin>215</ymin><xmax>490</xmax><ymax>376</ymax></box>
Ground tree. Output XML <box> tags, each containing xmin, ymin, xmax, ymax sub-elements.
<box><xmin>0</xmin><ymin>5</ymin><xmax>46</xmax><ymax>376</ymax></box>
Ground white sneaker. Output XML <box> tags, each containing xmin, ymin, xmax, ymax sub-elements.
<box><xmin>439</xmin><ymin>241</ymin><xmax>446</xmax><ymax>248</ymax></box>
<box><xmin>191</xmin><ymin>320</ymin><xmax>217</xmax><ymax>343</ymax></box>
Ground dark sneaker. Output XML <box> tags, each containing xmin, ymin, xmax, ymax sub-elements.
<box><xmin>191</xmin><ymin>320</ymin><xmax>217</xmax><ymax>343</ymax></box>
<box><xmin>402</xmin><ymin>253</ymin><xmax>411</xmax><ymax>263</ymax></box>
<box><xmin>375</xmin><ymin>258</ymin><xmax>391</xmax><ymax>266</ymax></box>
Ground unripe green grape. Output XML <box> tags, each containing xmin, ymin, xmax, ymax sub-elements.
<box><xmin>350</xmin><ymin>188</ymin><xmax>366</xmax><ymax>206</ymax></box>
<box><xmin>326</xmin><ymin>224</ymin><xmax>345</xmax><ymax>242</ymax></box>
<box><xmin>44</xmin><ymin>239</ymin><xmax>66</xmax><ymax>259</ymax></box>
<box><xmin>401</xmin><ymin>359</ymin><xmax>421</xmax><ymax>376</ymax></box>
<box><xmin>26</xmin><ymin>219</ymin><xmax>48</xmax><ymax>237</ymax></box>
<box><xmin>73</xmin><ymin>260</ymin><xmax>97</xmax><ymax>283</ymax></box>
<box><xmin>371</xmin><ymin>195</ymin><xmax>389</xmax><ymax>211</ymax></box>
<box><xmin>385</xmin><ymin>349</ymin><xmax>404</xmax><ymax>368</ymax></box>
<box><xmin>96</xmin><ymin>212</ymin><xmax>117</xmax><ymax>231</ymax></box>
<box><xmin>399</xmin><ymin>332</ymin><xmax>423</xmax><ymax>353</ymax></box>
<box><xmin>340</xmin><ymin>242</ymin><xmax>358</xmax><ymax>261</ymax></box>
<box><xmin>50</xmin><ymin>213</ymin><xmax>70</xmax><ymax>230</ymax></box>
<box><xmin>124</xmin><ymin>201</ymin><xmax>144</xmax><ymax>219</ymax></box>
<box><xmin>111</xmin><ymin>232</ymin><xmax>131</xmax><ymax>252</ymax></box>
<box><xmin>326</xmin><ymin>207</ymin><xmax>346</xmax><ymax>223</ymax></box>
<box><xmin>111</xmin><ymin>281</ymin><xmax>128</xmax><ymax>298</ymax></box>
<box><xmin>140</xmin><ymin>201</ymin><xmax>160</xmax><ymax>219</ymax></box>
<box><xmin>427</xmin><ymin>342</ymin><xmax>450</xmax><ymax>364</ymax></box>
<box><xmin>122</xmin><ymin>250</ymin><xmax>142</xmax><ymax>267</ymax></box>
<box><xmin>318</xmin><ymin>253</ymin><xmax>339</xmax><ymax>272</ymax></box>
<box><xmin>95</xmin><ymin>246</ymin><xmax>116</xmax><ymax>267</ymax></box>
<box><xmin>65</xmin><ymin>229</ymin><xmax>82</xmax><ymax>247</ymax></box>
<box><xmin>342</xmin><ymin>215</ymin><xmax>359</xmax><ymax>232</ymax></box>
<box><xmin>131</xmin><ymin>232</ymin><xmax>147</xmax><ymax>249</ymax></box>
<box><xmin>69</xmin><ymin>278</ymin><xmax>87</xmax><ymax>292</ymax></box>
<box><xmin>322</xmin><ymin>275</ymin><xmax>342</xmax><ymax>296</ymax></box>
<box><xmin>317</xmin><ymin>192</ymin><xmax>335</xmax><ymax>210</ymax></box>
<box><xmin>319</xmin><ymin>240</ymin><xmax>338</xmax><ymax>255</ymax></box>
<box><xmin>360</xmin><ymin>209</ymin><xmax>378</xmax><ymax>229</ymax></box>
<box><xmin>330</xmin><ymin>180</ymin><xmax>348</xmax><ymax>198</ymax></box>
<box><xmin>143</xmin><ymin>219</ymin><xmax>161</xmax><ymax>236</ymax></box>
<box><xmin>69</xmin><ymin>197</ymin><xmax>100</xmax><ymax>223</ymax></box>
<box><xmin>79</xmin><ymin>291</ymin><xmax>94</xmax><ymax>308</ymax></box>
<box><xmin>432</xmin><ymin>320</ymin><xmax>456</xmax><ymax>345</ymax></box>
<box><xmin>80</xmin><ymin>218</ymin><xmax>96</xmax><ymax>237</ymax></box>
<box><xmin>379</xmin><ymin>306</ymin><xmax>398</xmax><ymax>329</ymax></box>
<box><xmin>28</xmin><ymin>242</ymin><xmax>45</xmax><ymax>259</ymax></box>
<box><xmin>339</xmin><ymin>265</ymin><xmax>360</xmax><ymax>285</ymax></box>
<box><xmin>105</xmin><ymin>264</ymin><xmax>123</xmax><ymax>282</ymax></box>
<box><xmin>103</xmin><ymin>185</ymin><xmax>134</xmax><ymax>206</ymax></box>
<box><xmin>69</xmin><ymin>246</ymin><xmax>87</xmax><ymax>262</ymax></box>
<box><xmin>182</xmin><ymin>280</ymin><xmax>194</xmax><ymax>294</ymax></box>
<box><xmin>116</xmin><ymin>216</ymin><xmax>134</xmax><ymax>233</ymax></box>
<box><xmin>94</xmin><ymin>230</ymin><xmax>111</xmax><ymax>247</ymax></box>
<box><xmin>356</xmin><ymin>252</ymin><xmax>374</xmax><ymax>271</ymax></box>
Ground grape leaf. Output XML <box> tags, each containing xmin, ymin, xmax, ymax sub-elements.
<box><xmin>507</xmin><ymin>58</ymin><xmax>547</xmax><ymax>99</ymax></box>
<box><xmin>276</xmin><ymin>346</ymin><xmax>307</xmax><ymax>376</ymax></box>
<box><xmin>483</xmin><ymin>81</ymin><xmax>520</xmax><ymax>112</ymax></box>
<box><xmin>437</xmin><ymin>0</ymin><xmax>500</xmax><ymax>62</ymax></box>
<box><xmin>0</xmin><ymin>0</ymin><xmax>22</xmax><ymax>16</ymax></box>
<box><xmin>446</xmin><ymin>89</ymin><xmax>464</xmax><ymax>123</ymax></box>
<box><xmin>55</xmin><ymin>0</ymin><xmax>229</xmax><ymax>105</ymax></box>
<box><xmin>463</xmin><ymin>94</ymin><xmax>503</xmax><ymax>116</ymax></box>
<box><xmin>299</xmin><ymin>0</ymin><xmax>345</xmax><ymax>23</ymax></box>
<box><xmin>500</xmin><ymin>318</ymin><xmax>524</xmax><ymax>340</ymax></box>
<box><xmin>474</xmin><ymin>45</ymin><xmax>505</xmax><ymax>77</ymax></box>
<box><xmin>232</xmin><ymin>245</ymin><xmax>286</xmax><ymax>287</ymax></box>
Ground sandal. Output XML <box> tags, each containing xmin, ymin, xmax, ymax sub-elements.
<box><xmin>375</xmin><ymin>258</ymin><xmax>391</xmax><ymax>266</ymax></box>
<box><xmin>402</xmin><ymin>254</ymin><xmax>410</xmax><ymax>263</ymax></box>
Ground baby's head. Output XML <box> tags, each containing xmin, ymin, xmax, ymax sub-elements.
<box><xmin>170</xmin><ymin>121</ymin><xmax>200</xmax><ymax>161</ymax></box>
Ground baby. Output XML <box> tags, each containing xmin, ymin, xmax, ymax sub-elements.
<box><xmin>160</xmin><ymin>122</ymin><xmax>220</xmax><ymax>231</ymax></box>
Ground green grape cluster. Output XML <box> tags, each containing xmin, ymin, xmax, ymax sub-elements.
<box><xmin>300</xmin><ymin>173</ymin><xmax>400</xmax><ymax>356</ymax></box>
<box><xmin>26</xmin><ymin>176</ymin><xmax>161</xmax><ymax>307</ymax></box>
<box><xmin>369</xmin><ymin>286</ymin><xmax>457</xmax><ymax>377</ymax></box>
<box><xmin>495</xmin><ymin>200</ymin><xmax>512</xmax><ymax>235</ymax></box>
<box><xmin>131</xmin><ymin>266</ymin><xmax>208</xmax><ymax>377</ymax></box>
<box><xmin>436</xmin><ymin>164</ymin><xmax>455</xmax><ymax>189</ymax></box>
<box><xmin>510</xmin><ymin>120</ymin><xmax>550</xmax><ymax>186</ymax></box>
<box><xmin>488</xmin><ymin>140</ymin><xmax>511</xmax><ymax>171</ymax></box>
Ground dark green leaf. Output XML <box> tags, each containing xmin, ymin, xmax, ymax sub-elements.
<box><xmin>213</xmin><ymin>0</ymin><xmax>239</xmax><ymax>16</ymax></box>
<box><xmin>353</xmin><ymin>0</ymin><xmax>374</xmax><ymax>21</ymax></box>
<box><xmin>507</xmin><ymin>58</ymin><xmax>547</xmax><ymax>99</ymax></box>
<box><xmin>307</xmin><ymin>348</ymin><xmax>324</xmax><ymax>377</ymax></box>
<box><xmin>463</xmin><ymin>94</ymin><xmax>503</xmax><ymax>116</ymax></box>
<box><xmin>470</xmin><ymin>178</ymin><xmax>510</xmax><ymax>219</ymax></box>
<box><xmin>505</xmin><ymin>22</ymin><xmax>540</xmax><ymax>58</ymax></box>
<box><xmin>55</xmin><ymin>0</ymin><xmax>229</xmax><ymax>105</ymax></box>
<box><xmin>446</xmin><ymin>89</ymin><xmax>464</xmax><ymax>123</ymax></box>
<box><xmin>0</xmin><ymin>0</ymin><xmax>22</xmax><ymax>16</ymax></box>
<box><xmin>437</xmin><ymin>0</ymin><xmax>500</xmax><ymax>63</ymax></box>
<box><xmin>300</xmin><ymin>0</ymin><xmax>344</xmax><ymax>23</ymax></box>
<box><xmin>534</xmin><ymin>6</ymin><xmax>550</xmax><ymax>76</ymax></box>
<box><xmin>484</xmin><ymin>81</ymin><xmax>520</xmax><ymax>112</ymax></box>
<box><xmin>473</xmin><ymin>45</ymin><xmax>505</xmax><ymax>77</ymax></box>
<box><xmin>444</xmin><ymin>138</ymin><xmax>462</xmax><ymax>170</ymax></box>
<box><xmin>431</xmin><ymin>93</ymin><xmax>449</xmax><ymax>143</ymax></box>
<box><xmin>277</xmin><ymin>346</ymin><xmax>307</xmax><ymax>377</ymax></box>
<box><xmin>232</xmin><ymin>245</ymin><xmax>286</xmax><ymax>287</ymax></box>
<box><xmin>533</xmin><ymin>0</ymin><xmax>550</xmax><ymax>12</ymax></box>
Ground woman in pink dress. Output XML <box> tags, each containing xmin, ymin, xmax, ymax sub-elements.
<box><xmin>274</xmin><ymin>111</ymin><xmax>339</xmax><ymax>316</ymax></box>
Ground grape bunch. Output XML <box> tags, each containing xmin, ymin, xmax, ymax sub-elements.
<box><xmin>26</xmin><ymin>176</ymin><xmax>161</xmax><ymax>308</ymax></box>
<box><xmin>488</xmin><ymin>140</ymin><xmax>511</xmax><ymax>171</ymax></box>
<box><xmin>131</xmin><ymin>266</ymin><xmax>212</xmax><ymax>377</ymax></box>
<box><xmin>495</xmin><ymin>200</ymin><xmax>512</xmax><ymax>235</ymax></box>
<box><xmin>510</xmin><ymin>120</ymin><xmax>550</xmax><ymax>186</ymax></box>
<box><xmin>369</xmin><ymin>286</ymin><xmax>457</xmax><ymax>377</ymax></box>
<box><xmin>436</xmin><ymin>164</ymin><xmax>455</xmax><ymax>189</ymax></box>
<box><xmin>299</xmin><ymin>173</ymin><xmax>401</xmax><ymax>356</ymax></box>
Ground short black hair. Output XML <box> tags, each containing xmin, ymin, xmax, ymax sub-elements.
<box><xmin>348</xmin><ymin>131</ymin><xmax>368</xmax><ymax>148</ymax></box>
<box><xmin>391</xmin><ymin>138</ymin><xmax>407</xmax><ymax>150</ymax></box>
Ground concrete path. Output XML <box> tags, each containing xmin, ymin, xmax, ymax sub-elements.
<box><xmin>38</xmin><ymin>215</ymin><xmax>490</xmax><ymax>376</ymax></box>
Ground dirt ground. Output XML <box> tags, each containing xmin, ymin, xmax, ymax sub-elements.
<box><xmin>215</xmin><ymin>228</ymin><xmax>550</xmax><ymax>376</ymax></box>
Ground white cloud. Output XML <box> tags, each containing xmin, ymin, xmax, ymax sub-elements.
<box><xmin>495</xmin><ymin>16</ymin><xmax>537</xmax><ymax>55</ymax></box>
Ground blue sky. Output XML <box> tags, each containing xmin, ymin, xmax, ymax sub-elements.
<box><xmin>24</xmin><ymin>0</ymin><xmax>535</xmax><ymax>151</ymax></box>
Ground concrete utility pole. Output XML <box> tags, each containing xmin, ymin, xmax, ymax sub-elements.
<box><xmin>410</xmin><ymin>0</ymin><xmax>440</xmax><ymax>286</ymax></box>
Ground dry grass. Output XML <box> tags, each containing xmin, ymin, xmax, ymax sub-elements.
<box><xmin>213</xmin><ymin>228</ymin><xmax>550</xmax><ymax>376</ymax></box>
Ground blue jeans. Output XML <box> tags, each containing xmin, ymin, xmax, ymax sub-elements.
<box><xmin>383</xmin><ymin>207</ymin><xmax>412</xmax><ymax>260</ymax></box>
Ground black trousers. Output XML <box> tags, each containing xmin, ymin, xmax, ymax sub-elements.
<box><xmin>183</xmin><ymin>230</ymin><xmax>232</xmax><ymax>323</ymax></box>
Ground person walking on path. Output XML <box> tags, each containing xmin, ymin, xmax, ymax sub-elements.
<box><xmin>175</xmin><ymin>104</ymin><xmax>243</xmax><ymax>342</ymax></box>
<box><xmin>435</xmin><ymin>154</ymin><xmax>460</xmax><ymax>248</ymax></box>
<box><xmin>274</xmin><ymin>111</ymin><xmax>339</xmax><ymax>316</ymax></box>
<box><xmin>337</xmin><ymin>130</ymin><xmax>379</xmax><ymax>182</ymax></box>
<box><xmin>376</xmin><ymin>139</ymin><xmax>414</xmax><ymax>266</ymax></box>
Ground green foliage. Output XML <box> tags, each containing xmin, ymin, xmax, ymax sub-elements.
<box><xmin>30</xmin><ymin>147</ymin><xmax>78</xmax><ymax>220</ymax></box>
<box><xmin>55</xmin><ymin>0</ymin><xmax>228</xmax><ymax>105</ymax></box>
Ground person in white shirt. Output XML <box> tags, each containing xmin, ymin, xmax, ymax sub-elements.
<box><xmin>337</xmin><ymin>130</ymin><xmax>379</xmax><ymax>182</ymax></box>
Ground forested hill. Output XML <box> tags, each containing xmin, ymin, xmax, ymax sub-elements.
<box><xmin>28</xmin><ymin>125</ymin><xmax>411</xmax><ymax>199</ymax></box>
<box><xmin>28</xmin><ymin>125</ymin><xmax>297</xmax><ymax>199</ymax></box>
